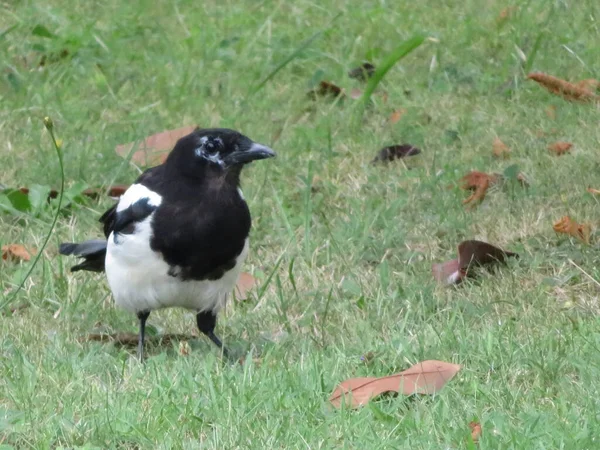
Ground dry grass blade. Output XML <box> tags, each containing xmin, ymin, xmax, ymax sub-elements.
<box><xmin>527</xmin><ymin>72</ymin><xmax>600</xmax><ymax>102</ymax></box>
<box><xmin>329</xmin><ymin>360</ymin><xmax>461</xmax><ymax>409</ymax></box>
<box><xmin>553</xmin><ymin>216</ymin><xmax>591</xmax><ymax>244</ymax></box>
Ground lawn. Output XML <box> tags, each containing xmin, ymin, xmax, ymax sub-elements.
<box><xmin>2</xmin><ymin>0</ymin><xmax>600</xmax><ymax>448</ymax></box>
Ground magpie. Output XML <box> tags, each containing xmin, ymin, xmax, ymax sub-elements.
<box><xmin>59</xmin><ymin>128</ymin><xmax>275</xmax><ymax>361</ymax></box>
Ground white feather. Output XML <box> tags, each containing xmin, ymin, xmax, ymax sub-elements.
<box><xmin>105</xmin><ymin>184</ymin><xmax>248</xmax><ymax>314</ymax></box>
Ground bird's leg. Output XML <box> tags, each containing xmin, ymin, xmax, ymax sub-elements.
<box><xmin>137</xmin><ymin>310</ymin><xmax>151</xmax><ymax>363</ymax></box>
<box><xmin>196</xmin><ymin>310</ymin><xmax>229</xmax><ymax>358</ymax></box>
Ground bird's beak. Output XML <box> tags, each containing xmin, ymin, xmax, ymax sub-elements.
<box><xmin>224</xmin><ymin>143</ymin><xmax>276</xmax><ymax>166</ymax></box>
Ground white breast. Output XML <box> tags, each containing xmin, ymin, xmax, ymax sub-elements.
<box><xmin>104</xmin><ymin>184</ymin><xmax>249</xmax><ymax>314</ymax></box>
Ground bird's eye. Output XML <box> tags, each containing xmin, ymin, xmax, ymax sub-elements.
<box><xmin>194</xmin><ymin>136</ymin><xmax>223</xmax><ymax>158</ymax></box>
<box><xmin>204</xmin><ymin>136</ymin><xmax>222</xmax><ymax>154</ymax></box>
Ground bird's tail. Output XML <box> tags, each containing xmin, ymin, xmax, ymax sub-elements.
<box><xmin>59</xmin><ymin>239</ymin><xmax>107</xmax><ymax>272</ymax></box>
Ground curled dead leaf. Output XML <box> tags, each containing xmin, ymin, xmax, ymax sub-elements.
<box><xmin>527</xmin><ymin>72</ymin><xmax>600</xmax><ymax>102</ymax></box>
<box><xmin>234</xmin><ymin>272</ymin><xmax>257</xmax><ymax>301</ymax></box>
<box><xmin>309</xmin><ymin>81</ymin><xmax>345</xmax><ymax>99</ymax></box>
<box><xmin>433</xmin><ymin>240</ymin><xmax>519</xmax><ymax>285</ymax></box>
<box><xmin>115</xmin><ymin>125</ymin><xmax>197</xmax><ymax>167</ymax></box>
<box><xmin>389</xmin><ymin>108</ymin><xmax>407</xmax><ymax>124</ymax></box>
<box><xmin>547</xmin><ymin>141</ymin><xmax>573</xmax><ymax>155</ymax></box>
<box><xmin>469</xmin><ymin>421</ymin><xmax>482</xmax><ymax>443</ymax></box>
<box><xmin>329</xmin><ymin>360</ymin><xmax>461</xmax><ymax>409</ymax></box>
<box><xmin>2</xmin><ymin>244</ymin><xmax>35</xmax><ymax>262</ymax></box>
<box><xmin>372</xmin><ymin>144</ymin><xmax>421</xmax><ymax>164</ymax></box>
<box><xmin>575</xmin><ymin>79</ymin><xmax>600</xmax><ymax>92</ymax></box>
<box><xmin>460</xmin><ymin>171</ymin><xmax>501</xmax><ymax>190</ymax></box>
<box><xmin>553</xmin><ymin>216</ymin><xmax>591</xmax><ymax>244</ymax></box>
<box><xmin>492</xmin><ymin>137</ymin><xmax>510</xmax><ymax>159</ymax></box>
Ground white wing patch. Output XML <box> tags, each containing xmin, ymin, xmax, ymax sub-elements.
<box><xmin>117</xmin><ymin>184</ymin><xmax>162</xmax><ymax>212</ymax></box>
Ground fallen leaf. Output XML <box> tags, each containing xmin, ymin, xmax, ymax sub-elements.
<box><xmin>81</xmin><ymin>185</ymin><xmax>130</xmax><ymax>200</ymax></box>
<box><xmin>527</xmin><ymin>72</ymin><xmax>600</xmax><ymax>102</ymax></box>
<box><xmin>309</xmin><ymin>81</ymin><xmax>345</xmax><ymax>99</ymax></box>
<box><xmin>348</xmin><ymin>62</ymin><xmax>376</xmax><ymax>81</ymax></box>
<box><xmin>432</xmin><ymin>259</ymin><xmax>464</xmax><ymax>285</ymax></box>
<box><xmin>587</xmin><ymin>187</ymin><xmax>600</xmax><ymax>195</ymax></box>
<box><xmin>2</xmin><ymin>244</ymin><xmax>35</xmax><ymax>262</ymax></box>
<box><xmin>545</xmin><ymin>105</ymin><xmax>557</xmax><ymax>120</ymax></box>
<box><xmin>433</xmin><ymin>240</ymin><xmax>519</xmax><ymax>285</ymax></box>
<box><xmin>553</xmin><ymin>216</ymin><xmax>591</xmax><ymax>244</ymax></box>
<box><xmin>492</xmin><ymin>137</ymin><xmax>510</xmax><ymax>159</ymax></box>
<box><xmin>115</xmin><ymin>125</ymin><xmax>197</xmax><ymax>167</ymax></box>
<box><xmin>469</xmin><ymin>421</ymin><xmax>482</xmax><ymax>443</ymax></box>
<box><xmin>329</xmin><ymin>360</ymin><xmax>461</xmax><ymax>409</ymax></box>
<box><xmin>575</xmin><ymin>79</ymin><xmax>600</xmax><ymax>92</ymax></box>
<box><xmin>234</xmin><ymin>272</ymin><xmax>257</xmax><ymax>301</ymax></box>
<box><xmin>389</xmin><ymin>108</ymin><xmax>407</xmax><ymax>124</ymax></box>
<box><xmin>459</xmin><ymin>171</ymin><xmax>501</xmax><ymax>191</ymax></box>
<box><xmin>548</xmin><ymin>141</ymin><xmax>573</xmax><ymax>155</ymax></box>
<box><xmin>372</xmin><ymin>144</ymin><xmax>421</xmax><ymax>163</ymax></box>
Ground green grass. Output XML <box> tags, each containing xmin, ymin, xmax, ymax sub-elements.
<box><xmin>2</xmin><ymin>0</ymin><xmax>600</xmax><ymax>448</ymax></box>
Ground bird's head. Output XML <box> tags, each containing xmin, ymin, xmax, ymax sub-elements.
<box><xmin>166</xmin><ymin>128</ymin><xmax>275</xmax><ymax>180</ymax></box>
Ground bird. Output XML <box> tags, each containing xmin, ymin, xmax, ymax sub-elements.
<box><xmin>59</xmin><ymin>128</ymin><xmax>275</xmax><ymax>361</ymax></box>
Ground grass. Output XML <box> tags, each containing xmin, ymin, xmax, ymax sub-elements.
<box><xmin>1</xmin><ymin>0</ymin><xmax>600</xmax><ymax>447</ymax></box>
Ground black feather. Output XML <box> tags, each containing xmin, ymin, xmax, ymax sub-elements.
<box><xmin>59</xmin><ymin>240</ymin><xmax>107</xmax><ymax>272</ymax></box>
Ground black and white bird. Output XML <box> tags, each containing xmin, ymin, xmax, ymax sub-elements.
<box><xmin>59</xmin><ymin>128</ymin><xmax>275</xmax><ymax>361</ymax></box>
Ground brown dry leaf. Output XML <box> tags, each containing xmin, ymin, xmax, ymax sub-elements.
<box><xmin>234</xmin><ymin>272</ymin><xmax>257</xmax><ymax>301</ymax></box>
<box><xmin>372</xmin><ymin>144</ymin><xmax>421</xmax><ymax>163</ymax></box>
<box><xmin>469</xmin><ymin>421</ymin><xmax>482</xmax><ymax>443</ymax></box>
<box><xmin>587</xmin><ymin>187</ymin><xmax>600</xmax><ymax>195</ymax></box>
<box><xmin>2</xmin><ymin>244</ymin><xmax>35</xmax><ymax>262</ymax></box>
<box><xmin>459</xmin><ymin>171</ymin><xmax>501</xmax><ymax>191</ymax></box>
<box><xmin>309</xmin><ymin>81</ymin><xmax>345</xmax><ymax>99</ymax></box>
<box><xmin>492</xmin><ymin>137</ymin><xmax>510</xmax><ymax>159</ymax></box>
<box><xmin>348</xmin><ymin>62</ymin><xmax>376</xmax><ymax>81</ymax></box>
<box><xmin>115</xmin><ymin>125</ymin><xmax>197</xmax><ymax>167</ymax></box>
<box><xmin>576</xmin><ymin>79</ymin><xmax>600</xmax><ymax>92</ymax></box>
<box><xmin>463</xmin><ymin>177</ymin><xmax>490</xmax><ymax>206</ymax></box>
<box><xmin>553</xmin><ymin>216</ymin><xmax>591</xmax><ymax>244</ymax></box>
<box><xmin>545</xmin><ymin>105</ymin><xmax>557</xmax><ymax>120</ymax></box>
<box><xmin>432</xmin><ymin>259</ymin><xmax>464</xmax><ymax>285</ymax></box>
<box><xmin>527</xmin><ymin>72</ymin><xmax>600</xmax><ymax>102</ymax></box>
<box><xmin>329</xmin><ymin>360</ymin><xmax>461</xmax><ymax>409</ymax></box>
<box><xmin>433</xmin><ymin>240</ymin><xmax>518</xmax><ymax>285</ymax></box>
<box><xmin>458</xmin><ymin>240</ymin><xmax>518</xmax><ymax>271</ymax></box>
<box><xmin>389</xmin><ymin>109</ymin><xmax>407</xmax><ymax>124</ymax></box>
<box><xmin>548</xmin><ymin>141</ymin><xmax>573</xmax><ymax>155</ymax></box>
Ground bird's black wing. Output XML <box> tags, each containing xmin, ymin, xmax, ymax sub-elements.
<box><xmin>99</xmin><ymin>166</ymin><xmax>163</xmax><ymax>239</ymax></box>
